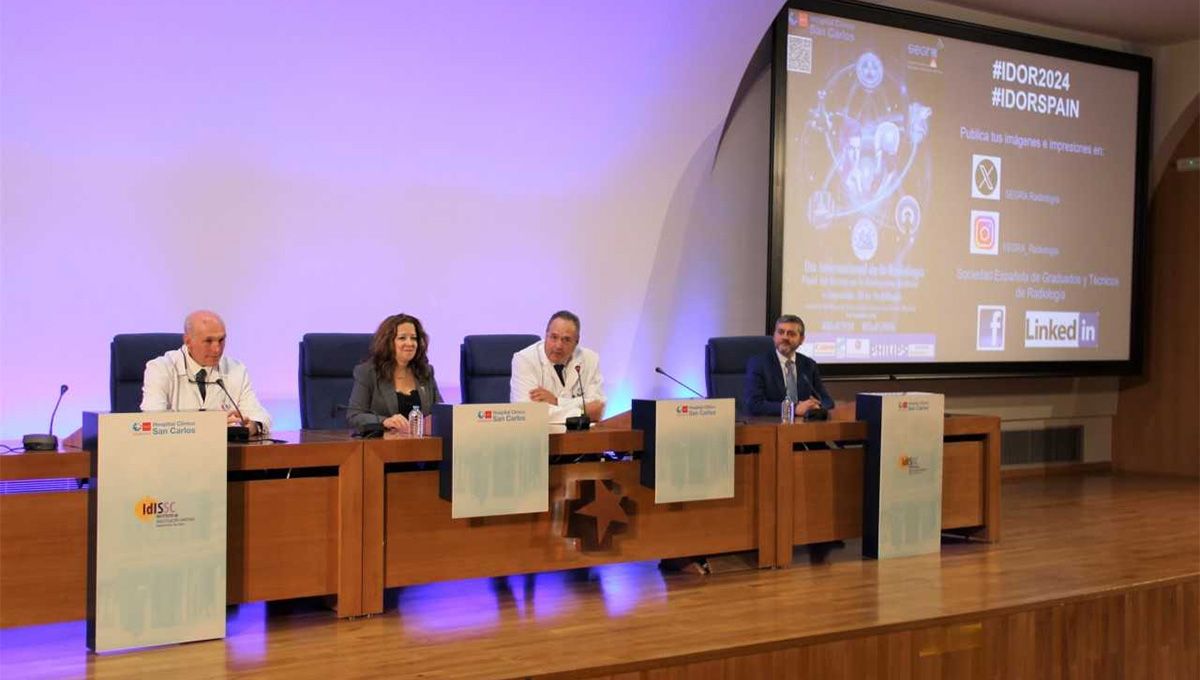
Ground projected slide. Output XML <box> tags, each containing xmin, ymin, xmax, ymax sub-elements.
<box><xmin>778</xmin><ymin>7</ymin><xmax>1142</xmax><ymax>365</ymax></box>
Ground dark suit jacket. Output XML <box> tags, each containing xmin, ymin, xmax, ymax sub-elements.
<box><xmin>743</xmin><ymin>350</ymin><xmax>834</xmax><ymax>417</ymax></box>
<box><xmin>347</xmin><ymin>361</ymin><xmax>442</xmax><ymax>429</ymax></box>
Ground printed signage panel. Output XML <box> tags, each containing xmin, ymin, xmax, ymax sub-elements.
<box><xmin>437</xmin><ymin>403</ymin><xmax>549</xmax><ymax>519</ymax></box>
<box><xmin>84</xmin><ymin>411</ymin><xmax>227</xmax><ymax>653</ymax></box>
<box><xmin>857</xmin><ymin>393</ymin><xmax>945</xmax><ymax>559</ymax></box>
<box><xmin>633</xmin><ymin>399</ymin><xmax>735</xmax><ymax>504</ymax></box>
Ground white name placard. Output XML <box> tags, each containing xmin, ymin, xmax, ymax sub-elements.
<box><xmin>857</xmin><ymin>393</ymin><xmax>945</xmax><ymax>559</ymax></box>
<box><xmin>84</xmin><ymin>410</ymin><xmax>227</xmax><ymax>653</ymax></box>
<box><xmin>436</xmin><ymin>403</ymin><xmax>549</xmax><ymax>519</ymax></box>
<box><xmin>634</xmin><ymin>398</ymin><xmax>735</xmax><ymax>504</ymax></box>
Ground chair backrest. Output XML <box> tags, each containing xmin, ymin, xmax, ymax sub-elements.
<box><xmin>111</xmin><ymin>333</ymin><xmax>183</xmax><ymax>413</ymax></box>
<box><xmin>705</xmin><ymin>335</ymin><xmax>775</xmax><ymax>416</ymax></box>
<box><xmin>298</xmin><ymin>333</ymin><xmax>372</xmax><ymax>429</ymax></box>
<box><xmin>459</xmin><ymin>334</ymin><xmax>540</xmax><ymax>404</ymax></box>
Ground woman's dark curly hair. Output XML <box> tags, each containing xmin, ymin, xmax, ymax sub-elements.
<box><xmin>368</xmin><ymin>313</ymin><xmax>432</xmax><ymax>383</ymax></box>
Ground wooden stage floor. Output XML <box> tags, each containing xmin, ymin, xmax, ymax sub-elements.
<box><xmin>1</xmin><ymin>473</ymin><xmax>1196</xmax><ymax>679</ymax></box>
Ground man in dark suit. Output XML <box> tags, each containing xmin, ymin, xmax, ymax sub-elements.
<box><xmin>744</xmin><ymin>314</ymin><xmax>834</xmax><ymax>419</ymax></box>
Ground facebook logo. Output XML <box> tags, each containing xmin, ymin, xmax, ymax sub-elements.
<box><xmin>977</xmin><ymin>305</ymin><xmax>1006</xmax><ymax>351</ymax></box>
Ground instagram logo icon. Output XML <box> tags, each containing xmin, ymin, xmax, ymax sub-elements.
<box><xmin>970</xmin><ymin>210</ymin><xmax>999</xmax><ymax>255</ymax></box>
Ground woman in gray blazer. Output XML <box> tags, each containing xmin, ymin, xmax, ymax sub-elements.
<box><xmin>347</xmin><ymin>313</ymin><xmax>442</xmax><ymax>433</ymax></box>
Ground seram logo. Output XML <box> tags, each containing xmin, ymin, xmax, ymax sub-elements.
<box><xmin>977</xmin><ymin>305</ymin><xmax>1006</xmax><ymax>351</ymax></box>
<box><xmin>845</xmin><ymin>338</ymin><xmax>870</xmax><ymax>358</ymax></box>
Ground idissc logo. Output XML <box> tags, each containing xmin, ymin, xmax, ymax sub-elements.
<box><xmin>134</xmin><ymin>496</ymin><xmax>176</xmax><ymax>523</ymax></box>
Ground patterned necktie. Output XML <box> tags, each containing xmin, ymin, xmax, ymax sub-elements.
<box><xmin>196</xmin><ymin>368</ymin><xmax>208</xmax><ymax>402</ymax></box>
<box><xmin>784</xmin><ymin>360</ymin><xmax>798</xmax><ymax>403</ymax></box>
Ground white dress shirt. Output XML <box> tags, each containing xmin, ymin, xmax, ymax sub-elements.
<box><xmin>510</xmin><ymin>341</ymin><xmax>605</xmax><ymax>423</ymax></box>
<box><xmin>141</xmin><ymin>345</ymin><xmax>272</xmax><ymax>433</ymax></box>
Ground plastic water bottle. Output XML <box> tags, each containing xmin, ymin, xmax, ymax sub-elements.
<box><xmin>408</xmin><ymin>405</ymin><xmax>424</xmax><ymax>437</ymax></box>
<box><xmin>781</xmin><ymin>398</ymin><xmax>795</xmax><ymax>424</ymax></box>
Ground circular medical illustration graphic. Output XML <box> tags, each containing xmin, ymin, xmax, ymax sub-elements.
<box><xmin>894</xmin><ymin>194</ymin><xmax>921</xmax><ymax>237</ymax></box>
<box><xmin>855</xmin><ymin>52</ymin><xmax>884</xmax><ymax>90</ymax></box>
<box><xmin>796</xmin><ymin>49</ymin><xmax>933</xmax><ymax>263</ymax></box>
<box><xmin>851</xmin><ymin>217</ymin><xmax>879</xmax><ymax>261</ymax></box>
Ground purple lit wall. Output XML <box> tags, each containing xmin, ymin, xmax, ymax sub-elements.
<box><xmin>0</xmin><ymin>1</ymin><xmax>780</xmax><ymax>438</ymax></box>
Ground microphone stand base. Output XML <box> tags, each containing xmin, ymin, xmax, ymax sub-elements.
<box><xmin>22</xmin><ymin>434</ymin><xmax>58</xmax><ymax>452</ymax></box>
<box><xmin>564</xmin><ymin>416</ymin><xmax>591</xmax><ymax>431</ymax></box>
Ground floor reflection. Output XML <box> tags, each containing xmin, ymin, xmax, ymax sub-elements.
<box><xmin>1</xmin><ymin>559</ymin><xmax>716</xmax><ymax>675</ymax></box>
<box><xmin>0</xmin><ymin>620</ymin><xmax>89</xmax><ymax>680</ymax></box>
<box><xmin>598</xmin><ymin>561</ymin><xmax>666</xmax><ymax>616</ymax></box>
<box><xmin>394</xmin><ymin>577</ymin><xmax>500</xmax><ymax>633</ymax></box>
<box><xmin>383</xmin><ymin>561</ymin><xmax>669</xmax><ymax>635</ymax></box>
<box><xmin>225</xmin><ymin>602</ymin><xmax>267</xmax><ymax>664</ymax></box>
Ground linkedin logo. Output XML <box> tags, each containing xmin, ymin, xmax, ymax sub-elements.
<box><xmin>1024</xmin><ymin>311</ymin><xmax>1099</xmax><ymax>348</ymax></box>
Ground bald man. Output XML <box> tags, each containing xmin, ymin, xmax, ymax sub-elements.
<box><xmin>141</xmin><ymin>310</ymin><xmax>272</xmax><ymax>435</ymax></box>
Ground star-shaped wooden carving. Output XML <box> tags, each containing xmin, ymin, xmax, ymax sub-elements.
<box><xmin>563</xmin><ymin>479</ymin><xmax>633</xmax><ymax>551</ymax></box>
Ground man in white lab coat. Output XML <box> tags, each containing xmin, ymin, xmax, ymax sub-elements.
<box><xmin>141</xmin><ymin>310</ymin><xmax>272</xmax><ymax>435</ymax></box>
<box><xmin>510</xmin><ymin>310</ymin><xmax>605</xmax><ymax>424</ymax></box>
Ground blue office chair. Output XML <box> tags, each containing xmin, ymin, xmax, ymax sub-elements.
<box><xmin>460</xmin><ymin>334</ymin><xmax>539</xmax><ymax>404</ymax></box>
<box><xmin>110</xmin><ymin>333</ymin><xmax>184</xmax><ymax>413</ymax></box>
<box><xmin>298</xmin><ymin>333</ymin><xmax>372</xmax><ymax>430</ymax></box>
<box><xmin>704</xmin><ymin>335</ymin><xmax>774</xmax><ymax>417</ymax></box>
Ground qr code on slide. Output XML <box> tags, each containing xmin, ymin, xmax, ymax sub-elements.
<box><xmin>787</xmin><ymin>35</ymin><xmax>812</xmax><ymax>74</ymax></box>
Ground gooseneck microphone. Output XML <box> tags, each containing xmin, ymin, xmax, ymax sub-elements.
<box><xmin>654</xmin><ymin>367</ymin><xmax>704</xmax><ymax>398</ymax></box>
<box><xmin>23</xmin><ymin>384</ymin><xmax>68</xmax><ymax>452</ymax></box>
<box><xmin>795</xmin><ymin>371</ymin><xmax>829</xmax><ymax>421</ymax></box>
<box><xmin>564</xmin><ymin>365</ymin><xmax>591</xmax><ymax>431</ymax></box>
<box><xmin>214</xmin><ymin>378</ymin><xmax>251</xmax><ymax>442</ymax></box>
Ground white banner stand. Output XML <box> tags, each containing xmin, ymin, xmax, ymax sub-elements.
<box><xmin>857</xmin><ymin>393</ymin><xmax>945</xmax><ymax>559</ymax></box>
<box><xmin>435</xmin><ymin>403</ymin><xmax>549</xmax><ymax>519</ymax></box>
<box><xmin>632</xmin><ymin>398</ymin><xmax>736</xmax><ymax>504</ymax></box>
<box><xmin>83</xmin><ymin>410</ymin><xmax>226</xmax><ymax>653</ymax></box>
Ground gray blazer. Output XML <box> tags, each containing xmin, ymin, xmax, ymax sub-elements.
<box><xmin>346</xmin><ymin>361</ymin><xmax>442</xmax><ymax>429</ymax></box>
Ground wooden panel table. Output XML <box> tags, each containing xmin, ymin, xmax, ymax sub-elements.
<box><xmin>2</xmin><ymin>414</ymin><xmax>1004</xmax><ymax>626</ymax></box>
<box><xmin>225</xmin><ymin>431</ymin><xmax>363</xmax><ymax>617</ymax></box>
<box><xmin>774</xmin><ymin>413</ymin><xmax>1001</xmax><ymax>566</ymax></box>
<box><xmin>0</xmin><ymin>446</ymin><xmax>89</xmax><ymax>627</ymax></box>
<box><xmin>361</xmin><ymin>423</ymin><xmax>777</xmax><ymax>615</ymax></box>
<box><xmin>0</xmin><ymin>431</ymin><xmax>366</xmax><ymax>627</ymax></box>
